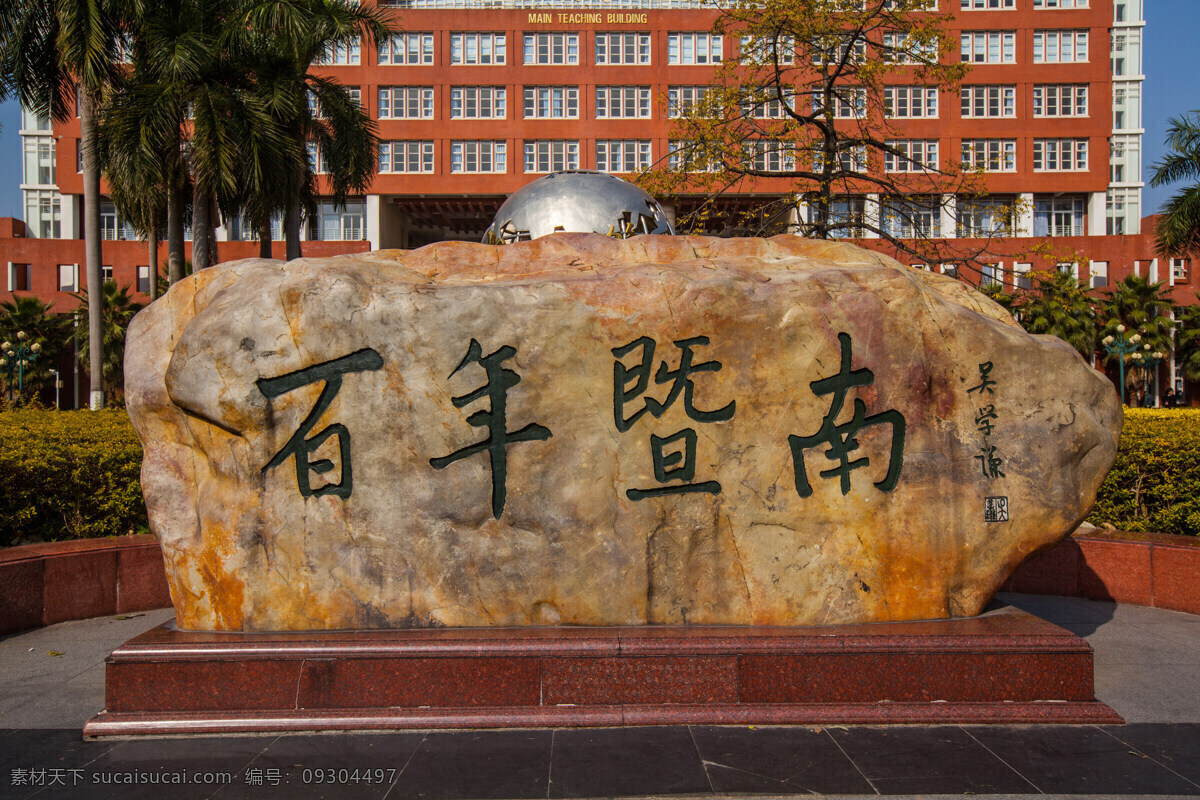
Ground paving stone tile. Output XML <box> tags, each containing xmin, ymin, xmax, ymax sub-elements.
<box><xmin>967</xmin><ymin>724</ymin><xmax>1200</xmax><ymax>795</ymax></box>
<box><xmin>392</xmin><ymin>730</ymin><xmax>550</xmax><ymax>800</ymax></box>
<box><xmin>1102</xmin><ymin>723</ymin><xmax>1200</xmax><ymax>788</ymax></box>
<box><xmin>690</xmin><ymin>725</ymin><xmax>874</xmax><ymax>795</ymax></box>
<box><xmin>830</xmin><ymin>725</ymin><xmax>1036</xmax><ymax>795</ymax></box>
<box><xmin>549</xmin><ymin>727</ymin><xmax>709</xmax><ymax>798</ymax></box>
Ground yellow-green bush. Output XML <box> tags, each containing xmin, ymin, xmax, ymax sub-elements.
<box><xmin>0</xmin><ymin>408</ymin><xmax>146</xmax><ymax>546</ymax></box>
<box><xmin>1088</xmin><ymin>408</ymin><xmax>1200</xmax><ymax>536</ymax></box>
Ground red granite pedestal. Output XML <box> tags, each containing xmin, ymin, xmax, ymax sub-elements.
<box><xmin>83</xmin><ymin>607</ymin><xmax>1120</xmax><ymax>737</ymax></box>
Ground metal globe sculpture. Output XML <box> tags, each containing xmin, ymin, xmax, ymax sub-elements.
<box><xmin>483</xmin><ymin>170</ymin><xmax>675</xmax><ymax>244</ymax></box>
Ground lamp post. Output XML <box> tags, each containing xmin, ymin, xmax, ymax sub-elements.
<box><xmin>1136</xmin><ymin>347</ymin><xmax>1166</xmax><ymax>407</ymax></box>
<box><xmin>1101</xmin><ymin>324</ymin><xmax>1141</xmax><ymax>406</ymax></box>
<box><xmin>0</xmin><ymin>331</ymin><xmax>42</xmax><ymax>405</ymax></box>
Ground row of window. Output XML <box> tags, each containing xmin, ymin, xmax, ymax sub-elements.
<box><xmin>319</xmin><ymin>29</ymin><xmax>1102</xmax><ymax>67</ymax></box>
<box><xmin>359</xmin><ymin>137</ymin><xmax>1091</xmax><ymax>174</ymax></box>
<box><xmin>962</xmin><ymin>0</ymin><xmax>1089</xmax><ymax>8</ymax></box>
<box><xmin>358</xmin><ymin>83</ymin><xmax>1092</xmax><ymax>120</ymax></box>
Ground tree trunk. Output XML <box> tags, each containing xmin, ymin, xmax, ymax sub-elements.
<box><xmin>208</xmin><ymin>193</ymin><xmax>220</xmax><ymax>265</ymax></box>
<box><xmin>192</xmin><ymin>181</ymin><xmax>211</xmax><ymax>270</ymax></box>
<box><xmin>285</xmin><ymin>194</ymin><xmax>302</xmax><ymax>261</ymax></box>
<box><xmin>148</xmin><ymin>224</ymin><xmax>159</xmax><ymax>301</ymax></box>
<box><xmin>258</xmin><ymin>220</ymin><xmax>272</xmax><ymax>259</ymax></box>
<box><xmin>167</xmin><ymin>178</ymin><xmax>185</xmax><ymax>284</ymax></box>
<box><xmin>80</xmin><ymin>87</ymin><xmax>105</xmax><ymax>411</ymax></box>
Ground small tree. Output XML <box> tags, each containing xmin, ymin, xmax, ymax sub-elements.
<box><xmin>639</xmin><ymin>0</ymin><xmax>1013</xmax><ymax>279</ymax></box>
<box><xmin>0</xmin><ymin>296</ymin><xmax>72</xmax><ymax>403</ymax></box>
<box><xmin>1099</xmin><ymin>276</ymin><xmax>1176</xmax><ymax>403</ymax></box>
<box><xmin>1012</xmin><ymin>270</ymin><xmax>1099</xmax><ymax>360</ymax></box>
<box><xmin>72</xmin><ymin>283</ymin><xmax>144</xmax><ymax>405</ymax></box>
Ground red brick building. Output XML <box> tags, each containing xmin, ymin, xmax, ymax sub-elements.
<box><xmin>3</xmin><ymin>0</ymin><xmax>1191</xmax><ymax>403</ymax></box>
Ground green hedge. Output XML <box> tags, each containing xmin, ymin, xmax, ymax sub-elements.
<box><xmin>0</xmin><ymin>408</ymin><xmax>147</xmax><ymax>547</ymax></box>
<box><xmin>0</xmin><ymin>407</ymin><xmax>1196</xmax><ymax>546</ymax></box>
<box><xmin>1088</xmin><ymin>409</ymin><xmax>1200</xmax><ymax>537</ymax></box>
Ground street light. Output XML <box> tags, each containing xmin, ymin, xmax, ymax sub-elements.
<box><xmin>0</xmin><ymin>331</ymin><xmax>42</xmax><ymax>405</ymax></box>
<box><xmin>1102</xmin><ymin>323</ymin><xmax>1142</xmax><ymax>406</ymax></box>
<box><xmin>1139</xmin><ymin>347</ymin><xmax>1166</xmax><ymax>407</ymax></box>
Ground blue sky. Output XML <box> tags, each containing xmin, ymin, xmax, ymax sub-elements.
<box><xmin>0</xmin><ymin>1</ymin><xmax>1197</xmax><ymax>222</ymax></box>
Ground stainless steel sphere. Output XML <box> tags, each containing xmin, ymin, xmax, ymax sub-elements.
<box><xmin>483</xmin><ymin>171</ymin><xmax>675</xmax><ymax>244</ymax></box>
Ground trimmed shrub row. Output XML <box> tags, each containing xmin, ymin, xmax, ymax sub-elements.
<box><xmin>1088</xmin><ymin>408</ymin><xmax>1200</xmax><ymax>537</ymax></box>
<box><xmin>0</xmin><ymin>408</ymin><xmax>147</xmax><ymax>547</ymax></box>
<box><xmin>0</xmin><ymin>407</ymin><xmax>1196</xmax><ymax>546</ymax></box>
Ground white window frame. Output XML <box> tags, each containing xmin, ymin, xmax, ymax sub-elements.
<box><xmin>1033</xmin><ymin>84</ymin><xmax>1088</xmax><ymax>117</ymax></box>
<box><xmin>523</xmin><ymin>86</ymin><xmax>579</xmax><ymax>119</ymax></box>
<box><xmin>318</xmin><ymin>39</ymin><xmax>361</xmax><ymax>65</ymax></box>
<box><xmin>885</xmin><ymin>86</ymin><xmax>938</xmax><ymax>119</ymax></box>
<box><xmin>595</xmin><ymin>86</ymin><xmax>652</xmax><ymax>119</ymax></box>
<box><xmin>1033</xmin><ymin>30</ymin><xmax>1088</xmax><ymax>63</ymax></box>
<box><xmin>667</xmin><ymin>86</ymin><xmax>709</xmax><ymax>118</ymax></box>
<box><xmin>379</xmin><ymin>141</ymin><xmax>435</xmax><ymax>174</ymax></box>
<box><xmin>812</xmin><ymin>86</ymin><xmax>867</xmax><ymax>119</ymax></box>
<box><xmin>960</xmin><ymin>85</ymin><xmax>1016</xmax><ymax>118</ymax></box>
<box><xmin>960</xmin><ymin>31</ymin><xmax>1015</xmax><ymax>63</ymax></box>
<box><xmin>595</xmin><ymin>32</ymin><xmax>651</xmax><ymax>65</ymax></box>
<box><xmin>595</xmin><ymin>140</ymin><xmax>652</xmax><ymax>173</ymax></box>
<box><xmin>885</xmin><ymin>140</ymin><xmax>939</xmax><ymax>173</ymax></box>
<box><xmin>58</xmin><ymin>264</ymin><xmax>78</xmax><ymax>292</ymax></box>
<box><xmin>961</xmin><ymin>0</ymin><xmax>1014</xmax><ymax>8</ymax></box>
<box><xmin>668</xmin><ymin>32</ymin><xmax>723</xmax><ymax>65</ymax></box>
<box><xmin>523</xmin><ymin>140</ymin><xmax>580</xmax><ymax>173</ymax></box>
<box><xmin>378</xmin><ymin>33</ymin><xmax>434</xmax><ymax>65</ymax></box>
<box><xmin>450</xmin><ymin>32</ymin><xmax>506</xmax><ymax>65</ymax></box>
<box><xmin>1033</xmin><ymin>139</ymin><xmax>1088</xmax><ymax>171</ymax></box>
<box><xmin>378</xmin><ymin>87</ymin><xmax>434</xmax><ymax>119</ymax></box>
<box><xmin>450</xmin><ymin>86</ymin><xmax>507</xmax><ymax>119</ymax></box>
<box><xmin>960</xmin><ymin>139</ymin><xmax>1017</xmax><ymax>172</ymax></box>
<box><xmin>451</xmin><ymin>140</ymin><xmax>507</xmax><ymax>173</ymax></box>
<box><xmin>523</xmin><ymin>32</ymin><xmax>580</xmax><ymax>65</ymax></box>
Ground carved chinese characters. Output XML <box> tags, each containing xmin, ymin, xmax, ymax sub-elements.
<box><xmin>125</xmin><ymin>234</ymin><xmax>1122</xmax><ymax>631</ymax></box>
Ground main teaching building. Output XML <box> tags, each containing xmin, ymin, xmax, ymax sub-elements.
<box><xmin>4</xmin><ymin>0</ymin><xmax>1189</xmax><ymax>393</ymax></box>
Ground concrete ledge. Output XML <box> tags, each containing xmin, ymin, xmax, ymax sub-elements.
<box><xmin>2</xmin><ymin>529</ymin><xmax>1197</xmax><ymax>636</ymax></box>
<box><xmin>0</xmin><ymin>535</ymin><xmax>172</xmax><ymax>635</ymax></box>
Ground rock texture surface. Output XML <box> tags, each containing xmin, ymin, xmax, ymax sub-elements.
<box><xmin>125</xmin><ymin>234</ymin><xmax>1122</xmax><ymax>631</ymax></box>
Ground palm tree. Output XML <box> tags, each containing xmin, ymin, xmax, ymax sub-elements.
<box><xmin>0</xmin><ymin>0</ymin><xmax>124</xmax><ymax>408</ymax></box>
<box><xmin>0</xmin><ymin>295</ymin><xmax>73</xmax><ymax>402</ymax></box>
<box><xmin>72</xmin><ymin>281</ymin><xmax>144</xmax><ymax>404</ymax></box>
<box><xmin>1149</xmin><ymin>112</ymin><xmax>1200</xmax><ymax>258</ymax></box>
<box><xmin>233</xmin><ymin>0</ymin><xmax>394</xmax><ymax>259</ymax></box>
<box><xmin>1099</xmin><ymin>275</ymin><xmax>1177</xmax><ymax>403</ymax></box>
<box><xmin>1012</xmin><ymin>270</ymin><xmax>1099</xmax><ymax>360</ymax></box>
<box><xmin>1177</xmin><ymin>300</ymin><xmax>1200</xmax><ymax>390</ymax></box>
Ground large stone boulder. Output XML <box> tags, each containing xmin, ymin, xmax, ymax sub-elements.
<box><xmin>126</xmin><ymin>234</ymin><xmax>1121</xmax><ymax>631</ymax></box>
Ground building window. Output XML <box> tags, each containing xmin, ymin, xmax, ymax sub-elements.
<box><xmin>829</xmin><ymin>196</ymin><xmax>866</xmax><ymax>238</ymax></box>
<box><xmin>523</xmin><ymin>33</ymin><xmax>579</xmax><ymax>65</ymax></box>
<box><xmin>814</xmin><ymin>144</ymin><xmax>867</xmax><ymax>174</ymax></box>
<box><xmin>881</xmin><ymin>196</ymin><xmax>941</xmax><ymax>239</ymax></box>
<box><xmin>668</xmin><ymin>32</ymin><xmax>723</xmax><ymax>64</ymax></box>
<box><xmin>1106</xmin><ymin>187</ymin><xmax>1140</xmax><ymax>235</ymax></box>
<box><xmin>7</xmin><ymin>263</ymin><xmax>31</xmax><ymax>292</ymax></box>
<box><xmin>451</xmin><ymin>87</ymin><xmax>506</xmax><ymax>119</ymax></box>
<box><xmin>595</xmin><ymin>86</ymin><xmax>651</xmax><ymax>119</ymax></box>
<box><xmin>137</xmin><ymin>265</ymin><xmax>151</xmax><ymax>294</ymax></box>
<box><xmin>58</xmin><ymin>264</ymin><xmax>77</xmax><ymax>292</ymax></box>
<box><xmin>1091</xmin><ymin>261</ymin><xmax>1109</xmax><ymax>289</ymax></box>
<box><xmin>22</xmin><ymin>136</ymin><xmax>56</xmax><ymax>185</ymax></box>
<box><xmin>378</xmin><ymin>87</ymin><xmax>434</xmax><ymax>119</ymax></box>
<box><xmin>744</xmin><ymin>86</ymin><xmax>794</xmax><ymax>119</ymax></box>
<box><xmin>595</xmin><ymin>32</ymin><xmax>650</xmax><ymax>65</ymax></box>
<box><xmin>1110</xmin><ymin>134</ymin><xmax>1141</xmax><ymax>182</ymax></box>
<box><xmin>885</xmin><ymin>86</ymin><xmax>937</xmax><ymax>118</ymax></box>
<box><xmin>810</xmin><ymin>34</ymin><xmax>866</xmax><ymax>65</ymax></box>
<box><xmin>981</xmin><ymin>264</ymin><xmax>1002</xmax><ymax>288</ymax></box>
<box><xmin>962</xmin><ymin>0</ymin><xmax>1014</xmax><ymax>7</ymax></box>
<box><xmin>960</xmin><ymin>85</ymin><xmax>1015</xmax><ymax>118</ymax></box>
<box><xmin>1033</xmin><ymin>139</ymin><xmax>1088</xmax><ymax>171</ymax></box>
<box><xmin>740</xmin><ymin>35</ymin><xmax>794</xmax><ymax>64</ymax></box>
<box><xmin>101</xmin><ymin>265</ymin><xmax>113</xmax><ymax>284</ymax></box>
<box><xmin>1113</xmin><ymin>83</ymin><xmax>1140</xmax><ymax>130</ymax></box>
<box><xmin>25</xmin><ymin>189</ymin><xmax>60</xmax><ymax>238</ymax></box>
<box><xmin>1111</xmin><ymin>30</ymin><xmax>1141</xmax><ymax>77</ymax></box>
<box><xmin>378</xmin><ymin>33</ymin><xmax>434</xmax><ymax>65</ymax></box>
<box><xmin>379</xmin><ymin>141</ymin><xmax>435</xmax><ymax>173</ymax></box>
<box><xmin>451</xmin><ymin>33</ymin><xmax>506</xmax><ymax>65</ymax></box>
<box><xmin>318</xmin><ymin>38</ymin><xmax>361</xmax><ymax>65</ymax></box>
<box><xmin>1034</xmin><ymin>196</ymin><xmax>1084</xmax><ymax>237</ymax></box>
<box><xmin>811</xmin><ymin>86</ymin><xmax>866</xmax><ymax>119</ymax></box>
<box><xmin>885</xmin><ymin>140</ymin><xmax>938</xmax><ymax>173</ymax></box>
<box><xmin>1013</xmin><ymin>262</ymin><xmax>1032</xmax><ymax>289</ymax></box>
<box><xmin>306</xmin><ymin>142</ymin><xmax>325</xmax><ymax>174</ymax></box>
<box><xmin>523</xmin><ymin>86</ymin><xmax>578</xmax><ymax>119</ymax></box>
<box><xmin>957</xmin><ymin>196</ymin><xmax>1013</xmax><ymax>237</ymax></box>
<box><xmin>1171</xmin><ymin>258</ymin><xmax>1188</xmax><ymax>282</ymax></box>
<box><xmin>667</xmin><ymin>86</ymin><xmax>709</xmax><ymax>118</ymax></box>
<box><xmin>309</xmin><ymin>199</ymin><xmax>365</xmax><ymax>242</ymax></box>
<box><xmin>667</xmin><ymin>141</ymin><xmax>719</xmax><ymax>173</ymax></box>
<box><xmin>451</xmin><ymin>140</ymin><xmax>507</xmax><ymax>173</ymax></box>
<box><xmin>746</xmin><ymin>140</ymin><xmax>795</xmax><ymax>172</ymax></box>
<box><xmin>882</xmin><ymin>31</ymin><xmax>938</xmax><ymax>65</ymax></box>
<box><xmin>100</xmin><ymin>201</ymin><xmax>136</xmax><ymax>241</ymax></box>
<box><xmin>524</xmin><ymin>140</ymin><xmax>579</xmax><ymax>173</ymax></box>
<box><xmin>960</xmin><ymin>139</ymin><xmax>1016</xmax><ymax>172</ymax></box>
<box><xmin>19</xmin><ymin>107</ymin><xmax>50</xmax><ymax>131</ymax></box>
<box><xmin>960</xmin><ymin>31</ymin><xmax>1015</xmax><ymax>63</ymax></box>
<box><xmin>595</xmin><ymin>140</ymin><xmax>652</xmax><ymax>173</ymax></box>
<box><xmin>1035</xmin><ymin>0</ymin><xmax>1087</xmax><ymax>7</ymax></box>
<box><xmin>1033</xmin><ymin>84</ymin><xmax>1088</xmax><ymax>117</ymax></box>
<box><xmin>1033</xmin><ymin>30</ymin><xmax>1088</xmax><ymax>63</ymax></box>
